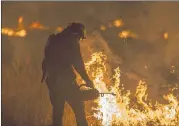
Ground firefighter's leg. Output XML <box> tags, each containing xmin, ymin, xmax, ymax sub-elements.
<box><xmin>46</xmin><ymin>77</ymin><xmax>65</xmax><ymax>126</ymax></box>
<box><xmin>67</xmin><ymin>100</ymin><xmax>88</xmax><ymax>126</ymax></box>
<box><xmin>50</xmin><ymin>91</ymin><xmax>65</xmax><ymax>126</ymax></box>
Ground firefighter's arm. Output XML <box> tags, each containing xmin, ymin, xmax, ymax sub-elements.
<box><xmin>73</xmin><ymin>42</ymin><xmax>94</xmax><ymax>88</ymax></box>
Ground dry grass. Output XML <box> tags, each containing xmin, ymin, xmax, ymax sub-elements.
<box><xmin>2</xmin><ymin>58</ymin><xmax>89</xmax><ymax>126</ymax></box>
<box><xmin>1</xmin><ymin>36</ymin><xmax>95</xmax><ymax>126</ymax></box>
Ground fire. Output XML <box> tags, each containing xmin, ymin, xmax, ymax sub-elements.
<box><xmin>118</xmin><ymin>30</ymin><xmax>138</xmax><ymax>39</ymax></box>
<box><xmin>113</xmin><ymin>19</ymin><xmax>123</xmax><ymax>28</ymax></box>
<box><xmin>18</xmin><ymin>16</ymin><xmax>24</xmax><ymax>30</ymax></box>
<box><xmin>56</xmin><ymin>26</ymin><xmax>63</xmax><ymax>32</ymax></box>
<box><xmin>1</xmin><ymin>16</ymin><xmax>26</xmax><ymax>37</ymax></box>
<box><xmin>29</xmin><ymin>21</ymin><xmax>48</xmax><ymax>30</ymax></box>
<box><xmin>2</xmin><ymin>16</ymin><xmax>138</xmax><ymax>39</ymax></box>
<box><xmin>18</xmin><ymin>16</ymin><xmax>23</xmax><ymax>24</ymax></box>
<box><xmin>1</xmin><ymin>28</ymin><xmax>26</xmax><ymax>37</ymax></box>
<box><xmin>15</xmin><ymin>29</ymin><xmax>27</xmax><ymax>37</ymax></box>
<box><xmin>164</xmin><ymin>32</ymin><xmax>169</xmax><ymax>40</ymax></box>
<box><xmin>2</xmin><ymin>28</ymin><xmax>15</xmax><ymax>36</ymax></box>
<box><xmin>85</xmin><ymin>52</ymin><xmax>179</xmax><ymax>126</ymax></box>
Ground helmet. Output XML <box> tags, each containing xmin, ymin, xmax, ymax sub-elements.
<box><xmin>67</xmin><ymin>22</ymin><xmax>86</xmax><ymax>39</ymax></box>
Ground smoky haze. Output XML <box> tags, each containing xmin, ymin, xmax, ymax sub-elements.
<box><xmin>2</xmin><ymin>2</ymin><xmax>179</xmax><ymax>126</ymax></box>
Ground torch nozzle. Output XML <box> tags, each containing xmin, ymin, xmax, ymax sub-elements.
<box><xmin>99</xmin><ymin>92</ymin><xmax>116</xmax><ymax>97</ymax></box>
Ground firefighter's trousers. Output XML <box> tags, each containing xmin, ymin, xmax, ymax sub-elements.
<box><xmin>46</xmin><ymin>75</ymin><xmax>88</xmax><ymax>126</ymax></box>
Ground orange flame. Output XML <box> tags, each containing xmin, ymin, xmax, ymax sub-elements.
<box><xmin>29</xmin><ymin>21</ymin><xmax>48</xmax><ymax>30</ymax></box>
<box><xmin>164</xmin><ymin>32</ymin><xmax>169</xmax><ymax>40</ymax></box>
<box><xmin>118</xmin><ymin>30</ymin><xmax>138</xmax><ymax>39</ymax></box>
<box><xmin>1</xmin><ymin>28</ymin><xmax>26</xmax><ymax>37</ymax></box>
<box><xmin>113</xmin><ymin>19</ymin><xmax>123</xmax><ymax>28</ymax></box>
<box><xmin>85</xmin><ymin>52</ymin><xmax>179</xmax><ymax>126</ymax></box>
<box><xmin>1</xmin><ymin>16</ymin><xmax>26</xmax><ymax>37</ymax></box>
<box><xmin>18</xmin><ymin>16</ymin><xmax>24</xmax><ymax>30</ymax></box>
<box><xmin>56</xmin><ymin>26</ymin><xmax>63</xmax><ymax>32</ymax></box>
<box><xmin>18</xmin><ymin>16</ymin><xmax>23</xmax><ymax>24</ymax></box>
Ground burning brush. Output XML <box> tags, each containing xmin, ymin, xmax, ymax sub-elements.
<box><xmin>85</xmin><ymin>52</ymin><xmax>179</xmax><ymax>126</ymax></box>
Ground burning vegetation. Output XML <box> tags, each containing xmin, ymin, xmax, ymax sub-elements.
<box><xmin>85</xmin><ymin>52</ymin><xmax>179</xmax><ymax>126</ymax></box>
<box><xmin>1</xmin><ymin>16</ymin><xmax>140</xmax><ymax>40</ymax></box>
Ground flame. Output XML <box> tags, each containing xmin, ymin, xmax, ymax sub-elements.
<box><xmin>113</xmin><ymin>19</ymin><xmax>123</xmax><ymax>28</ymax></box>
<box><xmin>1</xmin><ymin>16</ymin><xmax>26</xmax><ymax>37</ymax></box>
<box><xmin>2</xmin><ymin>28</ymin><xmax>16</xmax><ymax>36</ymax></box>
<box><xmin>29</xmin><ymin>21</ymin><xmax>48</xmax><ymax>30</ymax></box>
<box><xmin>1</xmin><ymin>28</ymin><xmax>26</xmax><ymax>37</ymax></box>
<box><xmin>15</xmin><ymin>29</ymin><xmax>27</xmax><ymax>37</ymax></box>
<box><xmin>85</xmin><ymin>52</ymin><xmax>179</xmax><ymax>126</ymax></box>
<box><xmin>164</xmin><ymin>32</ymin><xmax>169</xmax><ymax>40</ymax></box>
<box><xmin>18</xmin><ymin>16</ymin><xmax>23</xmax><ymax>24</ymax></box>
<box><xmin>56</xmin><ymin>26</ymin><xmax>63</xmax><ymax>32</ymax></box>
<box><xmin>18</xmin><ymin>16</ymin><xmax>24</xmax><ymax>30</ymax></box>
<box><xmin>118</xmin><ymin>30</ymin><xmax>138</xmax><ymax>39</ymax></box>
<box><xmin>2</xmin><ymin>16</ymin><xmax>138</xmax><ymax>39</ymax></box>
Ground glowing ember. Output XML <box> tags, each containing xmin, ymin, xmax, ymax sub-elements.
<box><xmin>85</xmin><ymin>52</ymin><xmax>179</xmax><ymax>126</ymax></box>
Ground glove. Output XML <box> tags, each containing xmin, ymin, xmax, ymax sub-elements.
<box><xmin>78</xmin><ymin>85</ymin><xmax>100</xmax><ymax>101</ymax></box>
<box><xmin>93</xmin><ymin>88</ymin><xmax>100</xmax><ymax>98</ymax></box>
<box><xmin>85</xmin><ymin>80</ymin><xmax>95</xmax><ymax>88</ymax></box>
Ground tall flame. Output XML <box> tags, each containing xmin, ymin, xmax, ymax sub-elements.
<box><xmin>85</xmin><ymin>52</ymin><xmax>179</xmax><ymax>126</ymax></box>
<box><xmin>18</xmin><ymin>16</ymin><xmax>24</xmax><ymax>30</ymax></box>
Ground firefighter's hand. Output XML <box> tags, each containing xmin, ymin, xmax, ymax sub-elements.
<box><xmin>85</xmin><ymin>80</ymin><xmax>95</xmax><ymax>88</ymax></box>
<box><xmin>93</xmin><ymin>88</ymin><xmax>100</xmax><ymax>98</ymax></box>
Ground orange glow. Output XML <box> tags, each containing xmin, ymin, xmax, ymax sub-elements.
<box><xmin>100</xmin><ymin>25</ymin><xmax>106</xmax><ymax>31</ymax></box>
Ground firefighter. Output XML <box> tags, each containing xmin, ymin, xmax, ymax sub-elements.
<box><xmin>41</xmin><ymin>22</ymin><xmax>99</xmax><ymax>126</ymax></box>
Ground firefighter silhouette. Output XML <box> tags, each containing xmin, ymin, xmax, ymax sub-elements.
<box><xmin>41</xmin><ymin>22</ymin><xmax>99</xmax><ymax>126</ymax></box>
